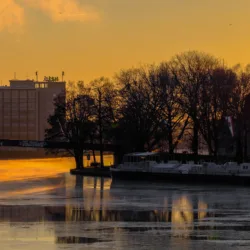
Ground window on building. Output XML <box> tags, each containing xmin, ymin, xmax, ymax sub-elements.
<box><xmin>12</xmin><ymin>105</ymin><xmax>19</xmax><ymax>111</ymax></box>
<box><xmin>4</xmin><ymin>103</ymin><xmax>11</xmax><ymax>109</ymax></box>
<box><xmin>11</xmin><ymin>123</ymin><xmax>19</xmax><ymax>128</ymax></box>
<box><xmin>11</xmin><ymin>115</ymin><xmax>19</xmax><ymax>121</ymax></box>
<box><xmin>20</xmin><ymin>91</ymin><xmax>27</xmax><ymax>98</ymax></box>
<box><xmin>19</xmin><ymin>116</ymin><xmax>27</xmax><ymax>122</ymax></box>
<box><xmin>3</xmin><ymin>91</ymin><xmax>10</xmax><ymax>98</ymax></box>
<box><xmin>20</xmin><ymin>103</ymin><xmax>27</xmax><ymax>109</ymax></box>
<box><xmin>28</xmin><ymin>132</ymin><xmax>36</xmax><ymax>140</ymax></box>
<box><xmin>11</xmin><ymin>90</ymin><xmax>18</xmax><ymax>98</ymax></box>
<box><xmin>12</xmin><ymin>98</ymin><xmax>18</xmax><ymax>103</ymax></box>
<box><xmin>28</xmin><ymin>91</ymin><xmax>36</xmax><ymax>98</ymax></box>
<box><xmin>28</xmin><ymin>115</ymin><xmax>36</xmax><ymax>121</ymax></box>
<box><xmin>28</xmin><ymin>103</ymin><xmax>35</xmax><ymax>110</ymax></box>
<box><xmin>3</xmin><ymin>98</ymin><xmax>10</xmax><ymax>103</ymax></box>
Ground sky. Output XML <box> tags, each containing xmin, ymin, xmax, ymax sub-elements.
<box><xmin>0</xmin><ymin>0</ymin><xmax>250</xmax><ymax>85</ymax></box>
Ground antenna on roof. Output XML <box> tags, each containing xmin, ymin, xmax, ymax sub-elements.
<box><xmin>35</xmin><ymin>71</ymin><xmax>38</xmax><ymax>82</ymax></box>
<box><xmin>62</xmin><ymin>71</ymin><xmax>65</xmax><ymax>81</ymax></box>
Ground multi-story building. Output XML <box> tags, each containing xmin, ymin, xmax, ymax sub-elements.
<box><xmin>0</xmin><ymin>79</ymin><xmax>65</xmax><ymax>141</ymax></box>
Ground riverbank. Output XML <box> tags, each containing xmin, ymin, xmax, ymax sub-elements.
<box><xmin>70</xmin><ymin>167</ymin><xmax>111</xmax><ymax>177</ymax></box>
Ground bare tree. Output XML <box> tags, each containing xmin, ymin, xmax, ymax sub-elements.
<box><xmin>89</xmin><ymin>77</ymin><xmax>118</xmax><ymax>167</ymax></box>
<box><xmin>115</xmin><ymin>66</ymin><xmax>166</xmax><ymax>152</ymax></box>
<box><xmin>158</xmin><ymin>62</ymin><xmax>189</xmax><ymax>154</ymax></box>
<box><xmin>229</xmin><ymin>65</ymin><xmax>250</xmax><ymax>162</ymax></box>
<box><xmin>45</xmin><ymin>81</ymin><xmax>95</xmax><ymax>169</ymax></box>
<box><xmin>169</xmin><ymin>51</ymin><xmax>219</xmax><ymax>161</ymax></box>
<box><xmin>198</xmin><ymin>67</ymin><xmax>236</xmax><ymax>157</ymax></box>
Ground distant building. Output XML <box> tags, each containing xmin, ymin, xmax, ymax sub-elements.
<box><xmin>0</xmin><ymin>79</ymin><xmax>65</xmax><ymax>141</ymax></box>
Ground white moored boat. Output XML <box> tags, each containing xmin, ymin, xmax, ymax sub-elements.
<box><xmin>110</xmin><ymin>152</ymin><xmax>250</xmax><ymax>185</ymax></box>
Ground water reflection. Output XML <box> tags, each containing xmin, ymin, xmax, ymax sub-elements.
<box><xmin>0</xmin><ymin>176</ymin><xmax>211</xmax><ymax>224</ymax></box>
<box><xmin>1</xmin><ymin>172</ymin><xmax>250</xmax><ymax>249</ymax></box>
<box><xmin>65</xmin><ymin>176</ymin><xmax>211</xmax><ymax>243</ymax></box>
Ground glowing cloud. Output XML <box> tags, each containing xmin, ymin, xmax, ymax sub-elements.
<box><xmin>0</xmin><ymin>0</ymin><xmax>24</xmax><ymax>32</ymax></box>
<box><xmin>24</xmin><ymin>0</ymin><xmax>99</xmax><ymax>22</ymax></box>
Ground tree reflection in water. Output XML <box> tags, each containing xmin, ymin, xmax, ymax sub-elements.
<box><xmin>0</xmin><ymin>175</ymin><xmax>213</xmax><ymax>245</ymax></box>
<box><xmin>65</xmin><ymin>177</ymin><xmax>209</xmax><ymax>234</ymax></box>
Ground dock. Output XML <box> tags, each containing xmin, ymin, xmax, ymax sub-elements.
<box><xmin>70</xmin><ymin>167</ymin><xmax>111</xmax><ymax>177</ymax></box>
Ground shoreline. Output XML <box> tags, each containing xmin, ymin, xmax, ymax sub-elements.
<box><xmin>70</xmin><ymin>167</ymin><xmax>111</xmax><ymax>177</ymax></box>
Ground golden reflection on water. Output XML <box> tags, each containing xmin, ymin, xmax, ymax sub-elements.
<box><xmin>171</xmin><ymin>195</ymin><xmax>194</xmax><ymax>237</ymax></box>
<box><xmin>198</xmin><ymin>200</ymin><xmax>208</xmax><ymax>220</ymax></box>
<box><xmin>0</xmin><ymin>155</ymin><xmax>114</xmax><ymax>183</ymax></box>
<box><xmin>0</xmin><ymin>158</ymin><xmax>73</xmax><ymax>182</ymax></box>
<box><xmin>66</xmin><ymin>176</ymin><xmax>112</xmax><ymax>222</ymax></box>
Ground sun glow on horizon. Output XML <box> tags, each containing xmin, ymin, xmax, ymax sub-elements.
<box><xmin>1</xmin><ymin>0</ymin><xmax>250</xmax><ymax>86</ymax></box>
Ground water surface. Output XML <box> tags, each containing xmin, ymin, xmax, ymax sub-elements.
<box><xmin>0</xmin><ymin>158</ymin><xmax>250</xmax><ymax>249</ymax></box>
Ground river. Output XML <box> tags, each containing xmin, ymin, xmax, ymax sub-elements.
<box><xmin>0</xmin><ymin>158</ymin><xmax>250</xmax><ymax>249</ymax></box>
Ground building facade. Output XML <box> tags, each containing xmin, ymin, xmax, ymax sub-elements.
<box><xmin>0</xmin><ymin>79</ymin><xmax>65</xmax><ymax>141</ymax></box>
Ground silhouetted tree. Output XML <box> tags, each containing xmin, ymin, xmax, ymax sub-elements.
<box><xmin>115</xmin><ymin>66</ymin><xmax>165</xmax><ymax>152</ymax></box>
<box><xmin>230</xmin><ymin>65</ymin><xmax>250</xmax><ymax>162</ymax></box>
<box><xmin>158</xmin><ymin>62</ymin><xmax>189</xmax><ymax>154</ymax></box>
<box><xmin>90</xmin><ymin>77</ymin><xmax>118</xmax><ymax>167</ymax></box>
<box><xmin>45</xmin><ymin>81</ymin><xmax>95</xmax><ymax>169</ymax></box>
<box><xmin>169</xmin><ymin>51</ymin><xmax>219</xmax><ymax>161</ymax></box>
<box><xmin>198</xmin><ymin>67</ymin><xmax>236</xmax><ymax>157</ymax></box>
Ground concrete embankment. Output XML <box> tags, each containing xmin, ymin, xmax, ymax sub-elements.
<box><xmin>70</xmin><ymin>167</ymin><xmax>111</xmax><ymax>177</ymax></box>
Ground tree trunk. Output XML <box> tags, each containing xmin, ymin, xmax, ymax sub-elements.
<box><xmin>192</xmin><ymin>119</ymin><xmax>199</xmax><ymax>163</ymax></box>
<box><xmin>98</xmin><ymin>92</ymin><xmax>104</xmax><ymax>168</ymax></box>
<box><xmin>135</xmin><ymin>138</ymin><xmax>145</xmax><ymax>152</ymax></box>
<box><xmin>74</xmin><ymin>148</ymin><xmax>84</xmax><ymax>169</ymax></box>
<box><xmin>236</xmin><ymin>118</ymin><xmax>243</xmax><ymax>164</ymax></box>
<box><xmin>168</xmin><ymin>131</ymin><xmax>174</xmax><ymax>155</ymax></box>
<box><xmin>236</xmin><ymin>136</ymin><xmax>243</xmax><ymax>164</ymax></box>
<box><xmin>92</xmin><ymin>150</ymin><xmax>97</xmax><ymax>163</ymax></box>
<box><xmin>99</xmin><ymin>128</ymin><xmax>104</xmax><ymax>168</ymax></box>
<box><xmin>243</xmin><ymin>122</ymin><xmax>248</xmax><ymax>162</ymax></box>
<box><xmin>213</xmin><ymin>128</ymin><xmax>219</xmax><ymax>162</ymax></box>
<box><xmin>90</xmin><ymin>136</ymin><xmax>97</xmax><ymax>163</ymax></box>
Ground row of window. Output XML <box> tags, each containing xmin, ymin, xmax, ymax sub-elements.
<box><xmin>0</xmin><ymin>91</ymin><xmax>36</xmax><ymax>98</ymax></box>
<box><xmin>0</xmin><ymin>116</ymin><xmax>36</xmax><ymax>120</ymax></box>
<box><xmin>0</xmin><ymin>108</ymin><xmax>36</xmax><ymax>114</ymax></box>
<box><xmin>0</xmin><ymin>134</ymin><xmax>37</xmax><ymax>140</ymax></box>
<box><xmin>35</xmin><ymin>83</ymin><xmax>48</xmax><ymax>89</ymax></box>
<box><xmin>0</xmin><ymin>122</ymin><xmax>36</xmax><ymax>126</ymax></box>
<box><xmin>0</xmin><ymin>113</ymin><xmax>36</xmax><ymax>118</ymax></box>
<box><xmin>0</xmin><ymin>100</ymin><xmax>36</xmax><ymax>106</ymax></box>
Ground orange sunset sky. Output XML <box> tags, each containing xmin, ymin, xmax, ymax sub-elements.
<box><xmin>0</xmin><ymin>0</ymin><xmax>250</xmax><ymax>85</ymax></box>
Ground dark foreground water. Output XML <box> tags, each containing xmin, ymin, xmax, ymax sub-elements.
<box><xmin>0</xmin><ymin>161</ymin><xmax>250</xmax><ymax>249</ymax></box>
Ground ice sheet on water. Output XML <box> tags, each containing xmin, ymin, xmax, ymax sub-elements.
<box><xmin>1</xmin><ymin>171</ymin><xmax>250</xmax><ymax>249</ymax></box>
